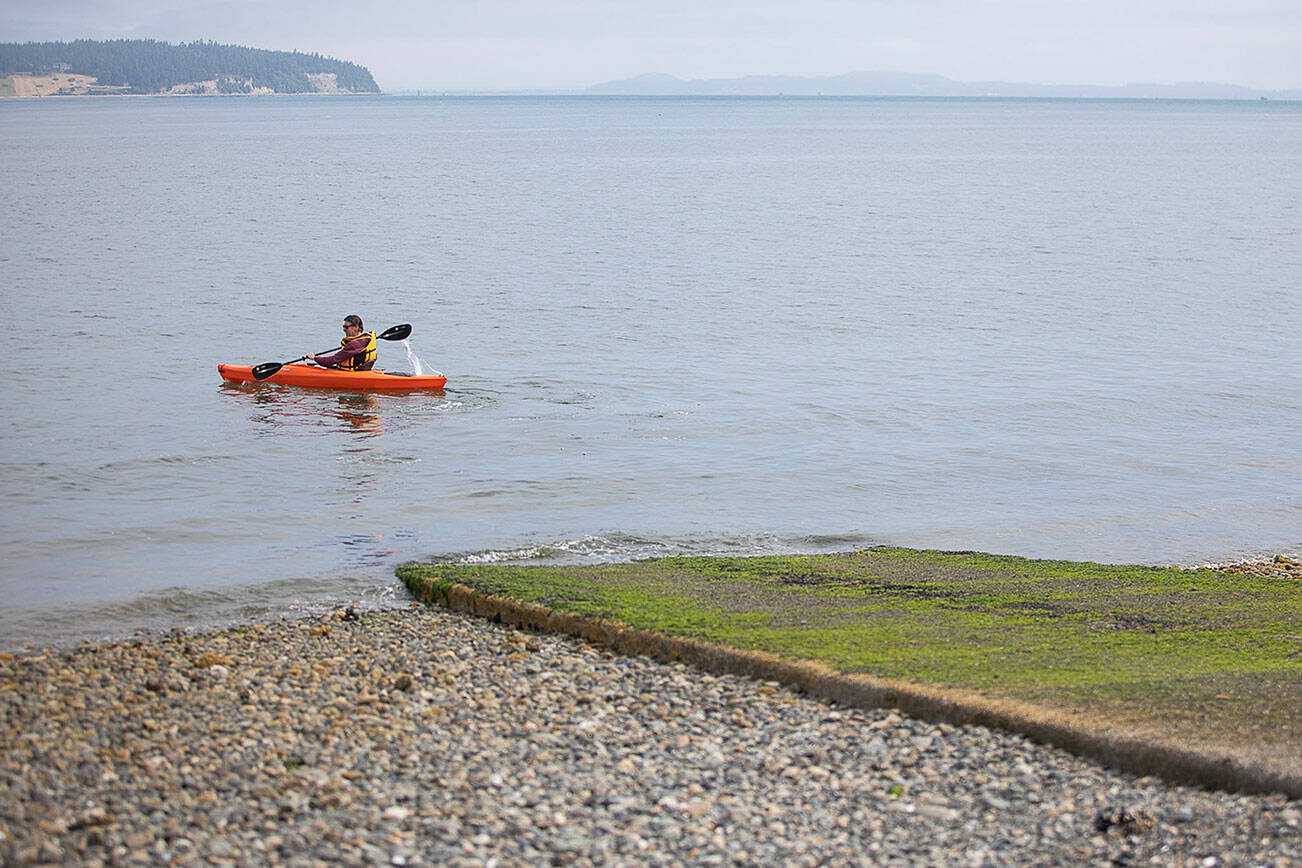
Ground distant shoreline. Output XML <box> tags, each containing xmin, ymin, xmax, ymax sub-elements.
<box><xmin>0</xmin><ymin>39</ymin><xmax>379</xmax><ymax>97</ymax></box>
<box><xmin>0</xmin><ymin>71</ymin><xmax>375</xmax><ymax>99</ymax></box>
<box><xmin>585</xmin><ymin>70</ymin><xmax>1302</xmax><ymax>101</ymax></box>
<box><xmin>5</xmin><ymin>87</ymin><xmax>1298</xmax><ymax>104</ymax></box>
<box><xmin>386</xmin><ymin>91</ymin><xmax>1300</xmax><ymax>103</ymax></box>
<box><xmin>0</xmin><ymin>91</ymin><xmax>378</xmax><ymax>100</ymax></box>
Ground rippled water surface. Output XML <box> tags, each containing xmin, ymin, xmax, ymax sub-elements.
<box><xmin>2</xmin><ymin>95</ymin><xmax>1299</xmax><ymax>647</ymax></box>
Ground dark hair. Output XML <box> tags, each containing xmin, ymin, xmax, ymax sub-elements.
<box><xmin>344</xmin><ymin>315</ymin><xmax>363</xmax><ymax>329</ymax></box>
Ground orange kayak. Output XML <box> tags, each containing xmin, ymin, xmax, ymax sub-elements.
<box><xmin>218</xmin><ymin>363</ymin><xmax>447</xmax><ymax>391</ymax></box>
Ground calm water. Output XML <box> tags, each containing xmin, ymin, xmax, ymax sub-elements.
<box><xmin>2</xmin><ymin>95</ymin><xmax>1299</xmax><ymax>648</ymax></box>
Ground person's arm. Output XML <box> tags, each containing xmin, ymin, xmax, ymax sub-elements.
<box><xmin>309</xmin><ymin>337</ymin><xmax>368</xmax><ymax>368</ymax></box>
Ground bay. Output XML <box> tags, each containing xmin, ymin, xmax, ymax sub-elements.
<box><xmin>2</xmin><ymin>95</ymin><xmax>1299</xmax><ymax>648</ymax></box>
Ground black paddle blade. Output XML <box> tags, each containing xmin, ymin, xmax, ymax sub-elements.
<box><xmin>251</xmin><ymin>362</ymin><xmax>284</xmax><ymax>381</ymax></box>
<box><xmin>378</xmin><ymin>323</ymin><xmax>412</xmax><ymax>341</ymax></box>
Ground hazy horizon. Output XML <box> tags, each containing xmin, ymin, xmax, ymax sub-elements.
<box><xmin>2</xmin><ymin>1</ymin><xmax>1300</xmax><ymax>93</ymax></box>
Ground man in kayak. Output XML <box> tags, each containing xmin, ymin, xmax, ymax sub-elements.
<box><xmin>306</xmin><ymin>315</ymin><xmax>378</xmax><ymax>371</ymax></box>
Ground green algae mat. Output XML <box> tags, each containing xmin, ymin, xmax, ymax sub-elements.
<box><xmin>398</xmin><ymin>547</ymin><xmax>1300</xmax><ymax>783</ymax></box>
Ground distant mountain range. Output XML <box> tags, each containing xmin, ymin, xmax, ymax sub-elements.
<box><xmin>589</xmin><ymin>71</ymin><xmax>1301</xmax><ymax>100</ymax></box>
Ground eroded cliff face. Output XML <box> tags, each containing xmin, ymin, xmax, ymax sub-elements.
<box><xmin>306</xmin><ymin>72</ymin><xmax>353</xmax><ymax>94</ymax></box>
<box><xmin>0</xmin><ymin>73</ymin><xmax>128</xmax><ymax>96</ymax></box>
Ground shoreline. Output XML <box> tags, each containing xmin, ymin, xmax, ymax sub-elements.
<box><xmin>0</xmin><ymin>549</ymin><xmax>1294</xmax><ymax>651</ymax></box>
<box><xmin>2</xmin><ymin>605</ymin><xmax>1297</xmax><ymax>864</ymax></box>
<box><xmin>0</xmin><ymin>552</ymin><xmax>1296</xmax><ymax>655</ymax></box>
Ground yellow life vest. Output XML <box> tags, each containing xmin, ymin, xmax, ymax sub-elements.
<box><xmin>339</xmin><ymin>331</ymin><xmax>377</xmax><ymax>371</ymax></box>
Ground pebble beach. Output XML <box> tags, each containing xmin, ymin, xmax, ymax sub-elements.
<box><xmin>1</xmin><ymin>605</ymin><xmax>1297</xmax><ymax>866</ymax></box>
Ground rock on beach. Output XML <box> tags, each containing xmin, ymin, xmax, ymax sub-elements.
<box><xmin>0</xmin><ymin>605</ymin><xmax>1297</xmax><ymax>865</ymax></box>
<box><xmin>1203</xmin><ymin>555</ymin><xmax>1300</xmax><ymax>580</ymax></box>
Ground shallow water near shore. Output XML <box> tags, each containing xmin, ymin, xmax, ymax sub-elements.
<box><xmin>2</xmin><ymin>95</ymin><xmax>1299</xmax><ymax>648</ymax></box>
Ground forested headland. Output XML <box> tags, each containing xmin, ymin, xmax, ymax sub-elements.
<box><xmin>0</xmin><ymin>39</ymin><xmax>379</xmax><ymax>95</ymax></box>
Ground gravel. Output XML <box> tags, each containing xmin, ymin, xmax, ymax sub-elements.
<box><xmin>1</xmin><ymin>605</ymin><xmax>1297</xmax><ymax>866</ymax></box>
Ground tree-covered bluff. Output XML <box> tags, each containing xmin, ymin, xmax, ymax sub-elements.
<box><xmin>0</xmin><ymin>39</ymin><xmax>379</xmax><ymax>94</ymax></box>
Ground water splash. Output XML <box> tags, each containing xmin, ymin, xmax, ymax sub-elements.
<box><xmin>400</xmin><ymin>339</ymin><xmax>425</xmax><ymax>376</ymax></box>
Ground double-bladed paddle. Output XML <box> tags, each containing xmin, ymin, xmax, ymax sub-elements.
<box><xmin>251</xmin><ymin>323</ymin><xmax>413</xmax><ymax>381</ymax></box>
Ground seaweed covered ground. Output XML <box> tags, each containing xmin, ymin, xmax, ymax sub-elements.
<box><xmin>399</xmin><ymin>547</ymin><xmax>1301</xmax><ymax>790</ymax></box>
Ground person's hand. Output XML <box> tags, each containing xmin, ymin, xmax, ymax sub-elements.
<box><xmin>306</xmin><ymin>352</ymin><xmax>316</xmax><ymax>361</ymax></box>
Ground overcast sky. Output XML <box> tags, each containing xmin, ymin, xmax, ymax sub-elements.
<box><xmin>3</xmin><ymin>1</ymin><xmax>1299</xmax><ymax>92</ymax></box>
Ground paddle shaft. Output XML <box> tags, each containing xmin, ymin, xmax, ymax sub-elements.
<box><xmin>279</xmin><ymin>347</ymin><xmax>339</xmax><ymax>368</ymax></box>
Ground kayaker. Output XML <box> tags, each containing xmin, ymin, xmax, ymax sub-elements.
<box><xmin>307</xmin><ymin>315</ymin><xmax>378</xmax><ymax>371</ymax></box>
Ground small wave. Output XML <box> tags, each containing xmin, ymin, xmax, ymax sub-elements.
<box><xmin>435</xmin><ymin>534</ymin><xmax>654</xmax><ymax>564</ymax></box>
<box><xmin>334</xmin><ymin>452</ymin><xmax>423</xmax><ymax>465</ymax></box>
<box><xmin>96</xmin><ymin>453</ymin><xmax>239</xmax><ymax>473</ymax></box>
<box><xmin>795</xmin><ymin>533</ymin><xmax>881</xmax><ymax>548</ymax></box>
<box><xmin>430</xmin><ymin>531</ymin><xmax>884</xmax><ymax>567</ymax></box>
